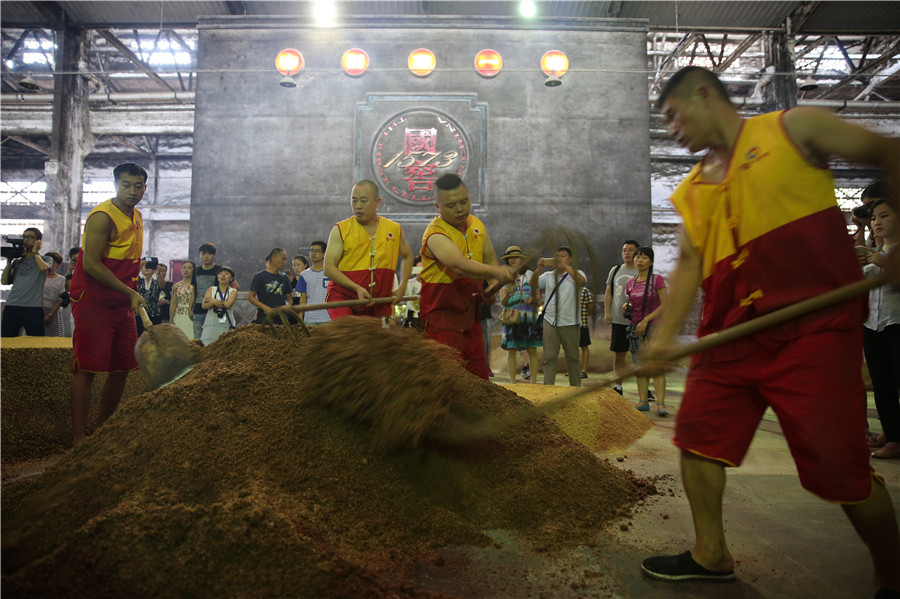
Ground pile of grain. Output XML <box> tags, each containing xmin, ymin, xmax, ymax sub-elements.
<box><xmin>1</xmin><ymin>342</ymin><xmax>146</xmax><ymax>464</ymax></box>
<box><xmin>2</xmin><ymin>320</ymin><xmax>654</xmax><ymax>598</ymax></box>
<box><xmin>504</xmin><ymin>383</ymin><xmax>653</xmax><ymax>452</ymax></box>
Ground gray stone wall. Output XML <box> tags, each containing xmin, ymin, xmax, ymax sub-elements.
<box><xmin>191</xmin><ymin>16</ymin><xmax>652</xmax><ymax>291</ymax></box>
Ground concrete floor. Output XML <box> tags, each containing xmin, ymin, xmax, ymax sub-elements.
<box><xmin>452</xmin><ymin>363</ymin><xmax>900</xmax><ymax>599</ymax></box>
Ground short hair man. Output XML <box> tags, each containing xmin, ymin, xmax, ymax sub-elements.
<box><xmin>603</xmin><ymin>240</ymin><xmax>640</xmax><ymax>394</ymax></box>
<box><xmin>1</xmin><ymin>227</ymin><xmax>53</xmax><ymax>337</ymax></box>
<box><xmin>420</xmin><ymin>174</ymin><xmax>513</xmax><ymax>379</ymax></box>
<box><xmin>68</xmin><ymin>162</ymin><xmax>148</xmax><ymax>446</ymax></box>
<box><xmin>324</xmin><ymin>180</ymin><xmax>413</xmax><ymax>319</ymax></box>
<box><xmin>639</xmin><ymin>66</ymin><xmax>900</xmax><ymax>594</ymax></box>
<box><xmin>530</xmin><ymin>246</ymin><xmax>587</xmax><ymax>387</ymax></box>
<box><xmin>248</xmin><ymin>247</ymin><xmax>293</xmax><ymax>322</ymax></box>
<box><xmin>295</xmin><ymin>240</ymin><xmax>331</xmax><ymax>324</ymax></box>
<box><xmin>191</xmin><ymin>242</ymin><xmax>240</xmax><ymax>339</ymax></box>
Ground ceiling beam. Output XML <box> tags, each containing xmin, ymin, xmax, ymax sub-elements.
<box><xmin>715</xmin><ymin>34</ymin><xmax>760</xmax><ymax>73</ymax></box>
<box><xmin>96</xmin><ymin>29</ymin><xmax>176</xmax><ymax>93</ymax></box>
<box><xmin>816</xmin><ymin>37</ymin><xmax>900</xmax><ymax>99</ymax></box>
<box><xmin>4</xmin><ymin>134</ymin><xmax>50</xmax><ymax>155</ymax></box>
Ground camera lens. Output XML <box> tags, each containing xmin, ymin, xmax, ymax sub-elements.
<box><xmin>853</xmin><ymin>205</ymin><xmax>870</xmax><ymax>219</ymax></box>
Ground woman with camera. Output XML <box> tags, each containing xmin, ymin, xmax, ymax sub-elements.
<box><xmin>200</xmin><ymin>266</ymin><xmax>238</xmax><ymax>345</ymax></box>
<box><xmin>862</xmin><ymin>195</ymin><xmax>900</xmax><ymax>460</ymax></box>
<box><xmin>624</xmin><ymin>246</ymin><xmax>669</xmax><ymax>415</ymax></box>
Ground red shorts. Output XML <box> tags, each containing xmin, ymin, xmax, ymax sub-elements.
<box><xmin>425</xmin><ymin>320</ymin><xmax>490</xmax><ymax>380</ymax></box>
<box><xmin>72</xmin><ymin>300</ymin><xmax>139</xmax><ymax>373</ymax></box>
<box><xmin>675</xmin><ymin>327</ymin><xmax>874</xmax><ymax>503</ymax></box>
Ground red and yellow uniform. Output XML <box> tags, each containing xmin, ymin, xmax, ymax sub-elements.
<box><xmin>420</xmin><ymin>214</ymin><xmax>490</xmax><ymax>379</ymax></box>
<box><xmin>671</xmin><ymin>110</ymin><xmax>872</xmax><ymax>502</ymax></box>
<box><xmin>71</xmin><ymin>199</ymin><xmax>143</xmax><ymax>372</ymax></box>
<box><xmin>326</xmin><ymin>216</ymin><xmax>402</xmax><ymax>318</ymax></box>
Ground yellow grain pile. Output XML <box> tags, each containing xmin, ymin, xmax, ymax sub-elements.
<box><xmin>504</xmin><ymin>383</ymin><xmax>653</xmax><ymax>452</ymax></box>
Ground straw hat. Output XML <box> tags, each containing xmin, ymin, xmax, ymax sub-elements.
<box><xmin>501</xmin><ymin>246</ymin><xmax>525</xmax><ymax>261</ymax></box>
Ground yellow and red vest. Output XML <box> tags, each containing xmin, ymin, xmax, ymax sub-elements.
<box><xmin>420</xmin><ymin>214</ymin><xmax>487</xmax><ymax>332</ymax></box>
<box><xmin>70</xmin><ymin>199</ymin><xmax>143</xmax><ymax>308</ymax></box>
<box><xmin>326</xmin><ymin>216</ymin><xmax>402</xmax><ymax>314</ymax></box>
<box><xmin>670</xmin><ymin>110</ymin><xmax>865</xmax><ymax>341</ymax></box>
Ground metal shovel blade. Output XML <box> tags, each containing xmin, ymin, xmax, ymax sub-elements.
<box><xmin>134</xmin><ymin>320</ymin><xmax>199</xmax><ymax>390</ymax></box>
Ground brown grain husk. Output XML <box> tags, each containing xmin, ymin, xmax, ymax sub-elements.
<box><xmin>2</xmin><ymin>320</ymin><xmax>654</xmax><ymax>598</ymax></box>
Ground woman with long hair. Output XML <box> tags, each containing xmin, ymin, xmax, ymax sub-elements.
<box><xmin>42</xmin><ymin>252</ymin><xmax>66</xmax><ymax>336</ymax></box>
<box><xmin>624</xmin><ymin>246</ymin><xmax>669</xmax><ymax>415</ymax></box>
<box><xmin>863</xmin><ymin>197</ymin><xmax>900</xmax><ymax>459</ymax></box>
<box><xmin>172</xmin><ymin>261</ymin><xmax>196</xmax><ymax>339</ymax></box>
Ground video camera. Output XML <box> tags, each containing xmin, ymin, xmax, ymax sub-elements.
<box><xmin>1</xmin><ymin>235</ymin><xmax>26</xmax><ymax>260</ymax></box>
<box><xmin>143</xmin><ymin>256</ymin><xmax>159</xmax><ymax>270</ymax></box>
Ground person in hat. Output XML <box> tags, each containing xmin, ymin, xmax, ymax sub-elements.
<box><xmin>499</xmin><ymin>245</ymin><xmax>542</xmax><ymax>383</ymax></box>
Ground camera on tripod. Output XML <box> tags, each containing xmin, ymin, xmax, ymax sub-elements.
<box><xmin>1</xmin><ymin>235</ymin><xmax>26</xmax><ymax>260</ymax></box>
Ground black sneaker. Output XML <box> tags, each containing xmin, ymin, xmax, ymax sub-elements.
<box><xmin>647</xmin><ymin>390</ymin><xmax>655</xmax><ymax>400</ymax></box>
<box><xmin>522</xmin><ymin>365</ymin><xmax>530</xmax><ymax>380</ymax></box>
<box><xmin>613</xmin><ymin>386</ymin><xmax>623</xmax><ymax>395</ymax></box>
<box><xmin>580</xmin><ymin>372</ymin><xmax>588</xmax><ymax>379</ymax></box>
<box><xmin>641</xmin><ymin>551</ymin><xmax>735</xmax><ymax>582</ymax></box>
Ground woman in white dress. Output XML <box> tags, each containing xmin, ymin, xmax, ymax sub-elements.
<box><xmin>172</xmin><ymin>261</ymin><xmax>196</xmax><ymax>339</ymax></box>
<box><xmin>200</xmin><ymin>266</ymin><xmax>237</xmax><ymax>345</ymax></box>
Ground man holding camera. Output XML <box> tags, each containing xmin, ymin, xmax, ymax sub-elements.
<box><xmin>69</xmin><ymin>162</ymin><xmax>148</xmax><ymax>447</ymax></box>
<box><xmin>1</xmin><ymin>227</ymin><xmax>53</xmax><ymax>337</ymax></box>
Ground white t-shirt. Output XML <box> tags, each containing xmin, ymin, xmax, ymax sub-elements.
<box><xmin>606</xmin><ymin>264</ymin><xmax>638</xmax><ymax>325</ymax></box>
<box><xmin>538</xmin><ymin>269</ymin><xmax>585</xmax><ymax>327</ymax></box>
<box><xmin>296</xmin><ymin>268</ymin><xmax>331</xmax><ymax>324</ymax></box>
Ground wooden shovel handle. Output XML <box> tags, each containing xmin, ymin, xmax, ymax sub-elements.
<box><xmin>291</xmin><ymin>295</ymin><xmax>418</xmax><ymax>313</ymax></box>
<box><xmin>656</xmin><ymin>272</ymin><xmax>888</xmax><ymax>363</ymax></box>
<box><xmin>137</xmin><ymin>305</ymin><xmax>153</xmax><ymax>330</ymax></box>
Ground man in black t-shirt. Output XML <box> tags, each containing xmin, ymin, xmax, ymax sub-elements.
<box><xmin>249</xmin><ymin>247</ymin><xmax>293</xmax><ymax>323</ymax></box>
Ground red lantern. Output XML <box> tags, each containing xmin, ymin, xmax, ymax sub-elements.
<box><xmin>408</xmin><ymin>48</ymin><xmax>436</xmax><ymax>77</ymax></box>
<box><xmin>342</xmin><ymin>48</ymin><xmax>370</xmax><ymax>76</ymax></box>
<box><xmin>275</xmin><ymin>48</ymin><xmax>304</xmax><ymax>76</ymax></box>
<box><xmin>474</xmin><ymin>49</ymin><xmax>503</xmax><ymax>77</ymax></box>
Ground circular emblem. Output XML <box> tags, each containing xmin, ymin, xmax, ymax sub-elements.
<box><xmin>373</xmin><ymin>109</ymin><xmax>470</xmax><ymax>205</ymax></box>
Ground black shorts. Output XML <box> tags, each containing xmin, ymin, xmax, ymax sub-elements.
<box><xmin>579</xmin><ymin>326</ymin><xmax>591</xmax><ymax>347</ymax></box>
<box><xmin>609</xmin><ymin>323</ymin><xmax>630</xmax><ymax>353</ymax></box>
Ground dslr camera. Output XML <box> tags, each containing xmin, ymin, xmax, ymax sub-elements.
<box><xmin>623</xmin><ymin>302</ymin><xmax>634</xmax><ymax>320</ymax></box>
<box><xmin>143</xmin><ymin>256</ymin><xmax>159</xmax><ymax>270</ymax></box>
<box><xmin>853</xmin><ymin>204</ymin><xmax>871</xmax><ymax>219</ymax></box>
<box><xmin>1</xmin><ymin>235</ymin><xmax>26</xmax><ymax>260</ymax></box>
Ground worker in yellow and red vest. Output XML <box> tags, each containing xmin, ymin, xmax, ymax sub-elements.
<box><xmin>69</xmin><ymin>162</ymin><xmax>148</xmax><ymax>447</ymax></box>
<box><xmin>638</xmin><ymin>66</ymin><xmax>900</xmax><ymax>592</ymax></box>
<box><xmin>420</xmin><ymin>174</ymin><xmax>515</xmax><ymax>379</ymax></box>
<box><xmin>324</xmin><ymin>180</ymin><xmax>413</xmax><ymax>319</ymax></box>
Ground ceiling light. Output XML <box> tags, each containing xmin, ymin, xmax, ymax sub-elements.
<box><xmin>313</xmin><ymin>0</ymin><xmax>337</xmax><ymax>27</ymax></box>
<box><xmin>19</xmin><ymin>75</ymin><xmax>40</xmax><ymax>90</ymax></box>
<box><xmin>519</xmin><ymin>1</ymin><xmax>536</xmax><ymax>18</ymax></box>
<box><xmin>799</xmin><ymin>75</ymin><xmax>818</xmax><ymax>91</ymax></box>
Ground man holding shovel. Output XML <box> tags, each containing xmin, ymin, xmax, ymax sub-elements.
<box><xmin>69</xmin><ymin>163</ymin><xmax>148</xmax><ymax>447</ymax></box>
<box><xmin>420</xmin><ymin>173</ymin><xmax>514</xmax><ymax>379</ymax></box>
<box><xmin>639</xmin><ymin>66</ymin><xmax>900</xmax><ymax>597</ymax></box>
<box><xmin>324</xmin><ymin>180</ymin><xmax>413</xmax><ymax>319</ymax></box>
